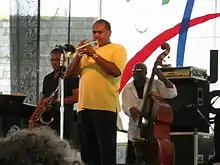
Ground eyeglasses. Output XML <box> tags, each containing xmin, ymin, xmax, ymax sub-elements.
<box><xmin>132</xmin><ymin>68</ymin><xmax>143</xmax><ymax>72</ymax></box>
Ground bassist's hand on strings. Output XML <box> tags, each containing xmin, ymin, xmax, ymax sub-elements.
<box><xmin>129</xmin><ymin>107</ymin><xmax>140</xmax><ymax>121</ymax></box>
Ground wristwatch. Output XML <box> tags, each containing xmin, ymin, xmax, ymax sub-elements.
<box><xmin>92</xmin><ymin>53</ymin><xmax>98</xmax><ymax>59</ymax></box>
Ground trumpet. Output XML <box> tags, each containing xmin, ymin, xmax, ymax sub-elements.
<box><xmin>63</xmin><ymin>40</ymin><xmax>99</xmax><ymax>57</ymax></box>
<box><xmin>77</xmin><ymin>40</ymin><xmax>99</xmax><ymax>50</ymax></box>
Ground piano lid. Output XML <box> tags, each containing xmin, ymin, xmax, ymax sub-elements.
<box><xmin>0</xmin><ymin>96</ymin><xmax>35</xmax><ymax>117</ymax></box>
<box><xmin>0</xmin><ymin>94</ymin><xmax>27</xmax><ymax>104</ymax></box>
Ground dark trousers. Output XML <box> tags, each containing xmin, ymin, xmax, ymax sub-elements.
<box><xmin>78</xmin><ymin>109</ymin><xmax>117</xmax><ymax>165</ymax></box>
<box><xmin>126</xmin><ymin>140</ymin><xmax>136</xmax><ymax>165</ymax></box>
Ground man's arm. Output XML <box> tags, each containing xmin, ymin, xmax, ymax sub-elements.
<box><xmin>66</xmin><ymin>40</ymin><xmax>89</xmax><ymax>78</ymax></box>
<box><xmin>66</xmin><ymin>55</ymin><xmax>82</xmax><ymax>78</ymax></box>
<box><xmin>93</xmin><ymin>54</ymin><xmax>121</xmax><ymax>77</ymax></box>
<box><xmin>57</xmin><ymin>76</ymin><xmax>79</xmax><ymax>104</ymax></box>
<box><xmin>81</xmin><ymin>44</ymin><xmax>127</xmax><ymax>77</ymax></box>
<box><xmin>155</xmin><ymin>79</ymin><xmax>178</xmax><ymax>99</ymax></box>
<box><xmin>63</xmin><ymin>88</ymin><xmax>79</xmax><ymax>104</ymax></box>
<box><xmin>121</xmin><ymin>86</ymin><xmax>140</xmax><ymax>120</ymax></box>
<box><xmin>154</xmin><ymin>68</ymin><xmax>173</xmax><ymax>88</ymax></box>
<box><xmin>153</xmin><ymin>68</ymin><xmax>177</xmax><ymax>98</ymax></box>
<box><xmin>95</xmin><ymin>46</ymin><xmax>127</xmax><ymax>77</ymax></box>
<box><xmin>121</xmin><ymin>87</ymin><xmax>132</xmax><ymax>116</ymax></box>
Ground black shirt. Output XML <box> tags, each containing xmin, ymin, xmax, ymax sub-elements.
<box><xmin>133</xmin><ymin>80</ymin><xmax>146</xmax><ymax>99</ymax></box>
<box><xmin>42</xmin><ymin>71</ymin><xmax>79</xmax><ymax>140</ymax></box>
<box><xmin>42</xmin><ymin>71</ymin><xmax>79</xmax><ymax>110</ymax></box>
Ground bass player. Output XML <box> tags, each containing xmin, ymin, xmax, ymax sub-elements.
<box><xmin>121</xmin><ymin>62</ymin><xmax>177</xmax><ymax>164</ymax></box>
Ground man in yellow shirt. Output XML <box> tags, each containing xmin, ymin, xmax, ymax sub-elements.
<box><xmin>66</xmin><ymin>19</ymin><xmax>127</xmax><ymax>165</ymax></box>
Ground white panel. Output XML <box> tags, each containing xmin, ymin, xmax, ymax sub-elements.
<box><xmin>0</xmin><ymin>0</ymin><xmax>9</xmax><ymax>18</ymax></box>
<box><xmin>41</xmin><ymin>0</ymin><xmax>99</xmax><ymax>17</ymax></box>
<box><xmin>71</xmin><ymin>0</ymin><xmax>99</xmax><ymax>17</ymax></box>
<box><xmin>215</xmin><ymin>0</ymin><xmax>220</xmax><ymax>37</ymax></box>
<box><xmin>101</xmin><ymin>0</ymin><xmax>220</xmax><ymax>138</ymax></box>
<box><xmin>187</xmin><ymin>0</ymin><xmax>216</xmax><ymax>39</ymax></box>
<box><xmin>183</xmin><ymin>38</ymin><xmax>212</xmax><ymax>69</ymax></box>
<box><xmin>101</xmin><ymin>0</ymin><xmax>187</xmax><ymax>55</ymax></box>
<box><xmin>191</xmin><ymin>0</ymin><xmax>216</xmax><ymax>18</ymax></box>
<box><xmin>101</xmin><ymin>0</ymin><xmax>218</xmax><ymax>66</ymax></box>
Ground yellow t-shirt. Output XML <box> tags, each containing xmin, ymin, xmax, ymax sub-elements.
<box><xmin>78</xmin><ymin>43</ymin><xmax>127</xmax><ymax>112</ymax></box>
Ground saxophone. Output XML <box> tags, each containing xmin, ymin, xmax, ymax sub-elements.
<box><xmin>28</xmin><ymin>86</ymin><xmax>59</xmax><ymax>129</ymax></box>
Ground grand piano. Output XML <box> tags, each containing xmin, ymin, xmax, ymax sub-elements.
<box><xmin>0</xmin><ymin>94</ymin><xmax>35</xmax><ymax>136</ymax></box>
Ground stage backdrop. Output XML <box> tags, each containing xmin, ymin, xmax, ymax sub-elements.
<box><xmin>100</xmin><ymin>0</ymin><xmax>220</xmax><ymax>134</ymax></box>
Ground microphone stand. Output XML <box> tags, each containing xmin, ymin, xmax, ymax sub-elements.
<box><xmin>59</xmin><ymin>53</ymin><xmax>65</xmax><ymax>140</ymax></box>
<box><xmin>58</xmin><ymin>0</ymin><xmax>71</xmax><ymax>139</ymax></box>
<box><xmin>186</xmin><ymin>104</ymin><xmax>214</xmax><ymax>132</ymax></box>
<box><xmin>67</xmin><ymin>0</ymin><xmax>71</xmax><ymax>65</ymax></box>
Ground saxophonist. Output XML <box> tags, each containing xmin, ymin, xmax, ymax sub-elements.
<box><xmin>30</xmin><ymin>47</ymin><xmax>79</xmax><ymax>144</ymax></box>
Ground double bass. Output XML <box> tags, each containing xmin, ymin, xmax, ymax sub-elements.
<box><xmin>133</xmin><ymin>43</ymin><xmax>175</xmax><ymax>165</ymax></box>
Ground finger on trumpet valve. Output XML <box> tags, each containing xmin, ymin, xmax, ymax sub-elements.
<box><xmin>72</xmin><ymin>51</ymin><xmax>84</xmax><ymax>57</ymax></box>
<box><xmin>79</xmin><ymin>39</ymin><xmax>87</xmax><ymax>46</ymax></box>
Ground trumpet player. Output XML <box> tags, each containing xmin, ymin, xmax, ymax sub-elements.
<box><xmin>31</xmin><ymin>47</ymin><xmax>79</xmax><ymax>143</ymax></box>
<box><xmin>66</xmin><ymin>19</ymin><xmax>127</xmax><ymax>165</ymax></box>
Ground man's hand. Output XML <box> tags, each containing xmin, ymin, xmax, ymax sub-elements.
<box><xmin>79</xmin><ymin>39</ymin><xmax>87</xmax><ymax>46</ymax></box>
<box><xmin>56</xmin><ymin>98</ymin><xmax>60</xmax><ymax>103</ymax></box>
<box><xmin>129</xmin><ymin>107</ymin><xmax>140</xmax><ymax>121</ymax></box>
<box><xmin>78</xmin><ymin>40</ymin><xmax>96</xmax><ymax>57</ymax></box>
<box><xmin>72</xmin><ymin>88</ymin><xmax>79</xmax><ymax>95</ymax></box>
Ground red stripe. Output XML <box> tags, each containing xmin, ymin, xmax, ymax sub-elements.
<box><xmin>119</xmin><ymin>13</ymin><xmax>220</xmax><ymax>93</ymax></box>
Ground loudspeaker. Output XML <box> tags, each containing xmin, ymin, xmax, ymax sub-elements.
<box><xmin>167</xmin><ymin>78</ymin><xmax>210</xmax><ymax>132</ymax></box>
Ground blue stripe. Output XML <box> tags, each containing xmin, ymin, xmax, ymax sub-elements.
<box><xmin>176</xmin><ymin>0</ymin><xmax>195</xmax><ymax>66</ymax></box>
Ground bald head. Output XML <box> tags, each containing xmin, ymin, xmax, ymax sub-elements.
<box><xmin>132</xmin><ymin>63</ymin><xmax>147</xmax><ymax>81</ymax></box>
<box><xmin>134</xmin><ymin>63</ymin><xmax>147</xmax><ymax>73</ymax></box>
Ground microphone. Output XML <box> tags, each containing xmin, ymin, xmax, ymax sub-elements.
<box><xmin>59</xmin><ymin>53</ymin><xmax>66</xmax><ymax>78</ymax></box>
<box><xmin>64</xmin><ymin>44</ymin><xmax>76</xmax><ymax>53</ymax></box>
<box><xmin>55</xmin><ymin>44</ymin><xmax>76</xmax><ymax>53</ymax></box>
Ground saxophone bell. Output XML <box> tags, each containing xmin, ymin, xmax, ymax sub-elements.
<box><xmin>28</xmin><ymin>87</ymin><xmax>59</xmax><ymax>129</ymax></box>
<box><xmin>40</xmin><ymin>110</ymin><xmax>54</xmax><ymax>125</ymax></box>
